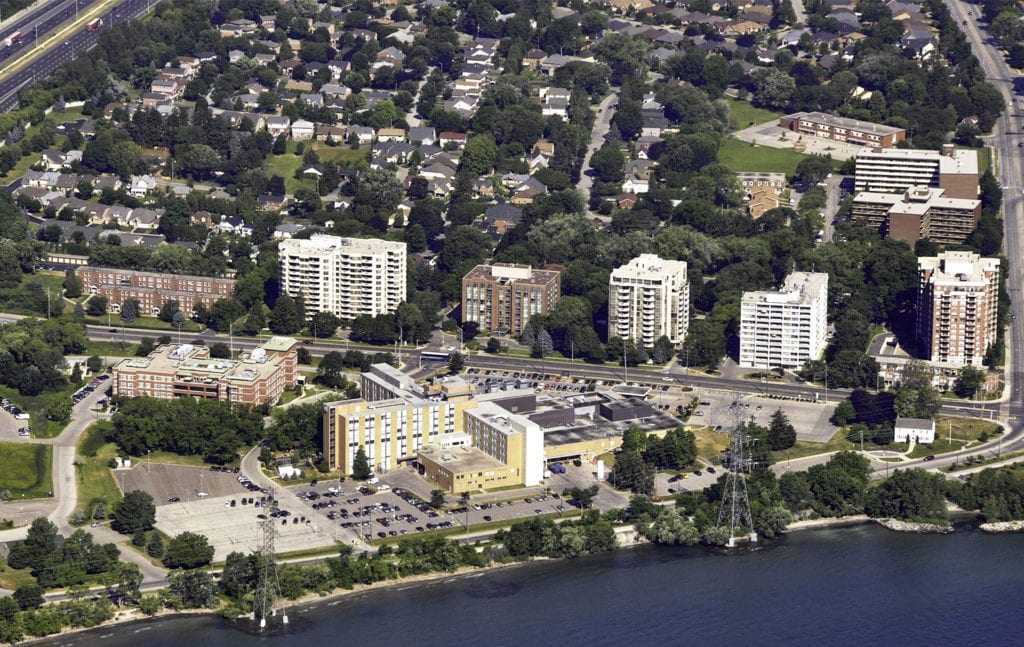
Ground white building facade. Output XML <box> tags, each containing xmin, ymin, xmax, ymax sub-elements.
<box><xmin>279</xmin><ymin>234</ymin><xmax>407</xmax><ymax>320</ymax></box>
<box><xmin>739</xmin><ymin>272</ymin><xmax>829</xmax><ymax>369</ymax></box>
<box><xmin>608</xmin><ymin>254</ymin><xmax>689</xmax><ymax>347</ymax></box>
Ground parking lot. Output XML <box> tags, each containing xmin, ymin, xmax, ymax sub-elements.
<box><xmin>688</xmin><ymin>390</ymin><xmax>838</xmax><ymax>444</ymax></box>
<box><xmin>120</xmin><ymin>463</ymin><xmax>246</xmax><ymax>503</ymax></box>
<box><xmin>466</xmin><ymin>368</ymin><xmax>597</xmax><ymax>395</ymax></box>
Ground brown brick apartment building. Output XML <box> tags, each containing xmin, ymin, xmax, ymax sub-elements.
<box><xmin>112</xmin><ymin>337</ymin><xmax>297</xmax><ymax>404</ymax></box>
<box><xmin>461</xmin><ymin>264</ymin><xmax>561</xmax><ymax>336</ymax></box>
<box><xmin>779</xmin><ymin>112</ymin><xmax>906</xmax><ymax>148</ymax></box>
<box><xmin>78</xmin><ymin>267</ymin><xmax>235</xmax><ymax>315</ymax></box>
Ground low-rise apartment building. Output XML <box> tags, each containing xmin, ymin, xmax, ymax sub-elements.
<box><xmin>78</xmin><ymin>267</ymin><xmax>235</xmax><ymax>315</ymax></box>
<box><xmin>111</xmin><ymin>337</ymin><xmax>297</xmax><ymax>404</ymax></box>
<box><xmin>779</xmin><ymin>112</ymin><xmax>906</xmax><ymax>148</ymax></box>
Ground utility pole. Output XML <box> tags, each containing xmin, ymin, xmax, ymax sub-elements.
<box><xmin>622</xmin><ymin>336</ymin><xmax>627</xmax><ymax>384</ymax></box>
<box><xmin>45</xmin><ymin>287</ymin><xmax>50</xmax><ymax>318</ymax></box>
<box><xmin>229</xmin><ymin>322</ymin><xmax>234</xmax><ymax>356</ymax></box>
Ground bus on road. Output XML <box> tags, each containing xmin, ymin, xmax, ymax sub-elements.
<box><xmin>420</xmin><ymin>351</ymin><xmax>450</xmax><ymax>362</ymax></box>
<box><xmin>86</xmin><ymin>18</ymin><xmax>103</xmax><ymax>30</ymax></box>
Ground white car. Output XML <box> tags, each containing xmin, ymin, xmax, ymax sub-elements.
<box><xmin>446</xmin><ymin>345</ymin><xmax>455</xmax><ymax>351</ymax></box>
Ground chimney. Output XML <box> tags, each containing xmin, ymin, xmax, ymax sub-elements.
<box><xmin>941</xmin><ymin>143</ymin><xmax>955</xmax><ymax>158</ymax></box>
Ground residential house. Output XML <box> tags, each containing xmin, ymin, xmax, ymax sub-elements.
<box><xmin>266</xmin><ymin>116</ymin><xmax>291</xmax><ymax>137</ymax></box>
<box><xmin>622</xmin><ymin>174</ymin><xmax>650</xmax><ymax>194</ymax></box>
<box><xmin>511</xmin><ymin>177</ymin><xmax>547</xmax><ymax>205</ymax></box>
<box><xmin>315</xmin><ymin>124</ymin><xmax>346</xmax><ymax>142</ymax></box>
<box><xmin>128</xmin><ymin>175</ymin><xmax>157</xmax><ymax>198</ymax></box>
<box><xmin>408</xmin><ymin>127</ymin><xmax>436</xmax><ymax>146</ymax></box>
<box><xmin>349</xmin><ymin>125</ymin><xmax>375</xmax><ymax>146</ymax></box>
<box><xmin>439</xmin><ymin>132</ymin><xmax>468</xmax><ymax>148</ymax></box>
<box><xmin>218</xmin><ymin>214</ymin><xmax>253</xmax><ymax>237</ymax></box>
<box><xmin>377</xmin><ymin>127</ymin><xmax>407</xmax><ymax>143</ymax></box>
<box><xmin>290</xmin><ymin>120</ymin><xmax>316</xmax><ymax>140</ymax></box>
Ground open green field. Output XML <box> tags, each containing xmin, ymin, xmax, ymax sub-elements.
<box><xmin>725</xmin><ymin>97</ymin><xmax>783</xmax><ymax>131</ymax></box>
<box><xmin>0</xmin><ymin>108</ymin><xmax>85</xmax><ymax>184</ymax></box>
<box><xmin>718</xmin><ymin>138</ymin><xmax>823</xmax><ymax>176</ymax></box>
<box><xmin>76</xmin><ymin>425</ymin><xmax>122</xmax><ymax>521</ymax></box>
<box><xmin>0</xmin><ymin>443</ymin><xmax>53</xmax><ymax>499</ymax></box>
<box><xmin>692</xmin><ymin>427</ymin><xmax>733</xmax><ymax>463</ymax></box>
<box><xmin>266</xmin><ymin>142</ymin><xmax>369</xmax><ymax>194</ymax></box>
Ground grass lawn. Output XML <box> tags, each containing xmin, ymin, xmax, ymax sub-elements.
<box><xmin>0</xmin><ymin>109</ymin><xmax>85</xmax><ymax>184</ymax></box>
<box><xmin>83</xmin><ymin>314</ymin><xmax>203</xmax><ymax>334</ymax></box>
<box><xmin>145</xmin><ymin>452</ymin><xmax>222</xmax><ymax>468</ymax></box>
<box><xmin>725</xmin><ymin>97</ymin><xmax>783</xmax><ymax>131</ymax></box>
<box><xmin>719</xmin><ymin>138</ymin><xmax>820</xmax><ymax>176</ymax></box>
<box><xmin>692</xmin><ymin>427</ymin><xmax>733</xmax><ymax>464</ymax></box>
<box><xmin>903</xmin><ymin>416</ymin><xmax>1003</xmax><ymax>459</ymax></box>
<box><xmin>0</xmin><ymin>558</ymin><xmax>37</xmax><ymax>590</ymax></box>
<box><xmin>76</xmin><ymin>428</ymin><xmax>122</xmax><ymax>521</ymax></box>
<box><xmin>775</xmin><ymin>433</ymin><xmax>855</xmax><ymax>462</ymax></box>
<box><xmin>0</xmin><ymin>443</ymin><xmax>53</xmax><ymax>499</ymax></box>
<box><xmin>83</xmin><ymin>340</ymin><xmax>137</xmax><ymax>359</ymax></box>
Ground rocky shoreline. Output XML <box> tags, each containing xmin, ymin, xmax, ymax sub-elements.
<box><xmin>874</xmin><ymin>518</ymin><xmax>952</xmax><ymax>533</ymax></box>
<box><xmin>978</xmin><ymin>520</ymin><xmax>1024</xmax><ymax>533</ymax></box>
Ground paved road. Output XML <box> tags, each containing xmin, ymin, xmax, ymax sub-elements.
<box><xmin>0</xmin><ymin>0</ymin><xmax>151</xmax><ymax>111</ymax></box>
<box><xmin>577</xmin><ymin>92</ymin><xmax>617</xmax><ymax>200</ymax></box>
<box><xmin>0</xmin><ymin>0</ymin><xmax>101</xmax><ymax>66</ymax></box>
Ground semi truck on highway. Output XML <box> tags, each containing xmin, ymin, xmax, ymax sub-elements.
<box><xmin>86</xmin><ymin>18</ymin><xmax>103</xmax><ymax>30</ymax></box>
<box><xmin>3</xmin><ymin>31</ymin><xmax>22</xmax><ymax>47</ymax></box>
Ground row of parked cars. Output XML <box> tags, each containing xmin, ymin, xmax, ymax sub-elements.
<box><xmin>72</xmin><ymin>374</ymin><xmax>109</xmax><ymax>405</ymax></box>
<box><xmin>1</xmin><ymin>397</ymin><xmax>27</xmax><ymax>420</ymax></box>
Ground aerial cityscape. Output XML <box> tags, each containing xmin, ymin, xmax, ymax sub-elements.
<box><xmin>0</xmin><ymin>0</ymin><xmax>1019</xmax><ymax>641</ymax></box>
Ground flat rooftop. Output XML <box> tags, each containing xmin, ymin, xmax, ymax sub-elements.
<box><xmin>418</xmin><ymin>444</ymin><xmax>506</xmax><ymax>472</ymax></box>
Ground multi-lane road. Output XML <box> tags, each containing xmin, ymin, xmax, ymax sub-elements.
<box><xmin>0</xmin><ymin>0</ymin><xmax>153</xmax><ymax>112</ymax></box>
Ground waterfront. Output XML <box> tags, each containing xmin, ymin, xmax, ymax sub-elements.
<box><xmin>40</xmin><ymin>524</ymin><xmax>1024</xmax><ymax>646</ymax></box>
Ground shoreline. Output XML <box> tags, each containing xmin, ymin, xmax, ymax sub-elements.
<box><xmin>15</xmin><ymin>515</ymin><xmax>987</xmax><ymax>644</ymax></box>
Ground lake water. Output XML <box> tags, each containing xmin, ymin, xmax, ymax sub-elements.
<box><xmin>41</xmin><ymin>523</ymin><xmax>1024</xmax><ymax>646</ymax></box>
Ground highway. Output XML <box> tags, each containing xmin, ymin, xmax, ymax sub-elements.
<box><xmin>0</xmin><ymin>0</ymin><xmax>152</xmax><ymax>112</ymax></box>
<box><xmin>0</xmin><ymin>0</ymin><xmax>101</xmax><ymax>63</ymax></box>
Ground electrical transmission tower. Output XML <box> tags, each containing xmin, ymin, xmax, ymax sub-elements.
<box><xmin>717</xmin><ymin>398</ymin><xmax>757</xmax><ymax>548</ymax></box>
<box><xmin>252</xmin><ymin>489</ymin><xmax>287</xmax><ymax>630</ymax></box>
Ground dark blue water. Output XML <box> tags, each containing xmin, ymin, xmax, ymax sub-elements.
<box><xmin>41</xmin><ymin>524</ymin><xmax>1024</xmax><ymax>646</ymax></box>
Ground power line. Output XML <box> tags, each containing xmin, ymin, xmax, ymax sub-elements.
<box><xmin>251</xmin><ymin>487</ymin><xmax>287</xmax><ymax>630</ymax></box>
<box><xmin>717</xmin><ymin>397</ymin><xmax>756</xmax><ymax>548</ymax></box>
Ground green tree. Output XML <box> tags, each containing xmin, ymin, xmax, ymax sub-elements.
<box><xmin>767</xmin><ymin>409</ymin><xmax>797</xmax><ymax>451</ymax></box>
<box><xmin>460</xmin><ymin>135</ymin><xmax>497</xmax><ymax>175</ymax></box>
<box><xmin>87</xmin><ymin>355</ymin><xmax>103</xmax><ymax>373</ymax></box>
<box><xmin>269</xmin><ymin>294</ymin><xmax>304</xmax><ymax>334</ymax></box>
<box><xmin>865</xmin><ymin>468</ymin><xmax>948</xmax><ymax>523</ymax></box>
<box><xmin>13</xmin><ymin>583</ymin><xmax>45</xmax><ymax>610</ymax></box>
<box><xmin>111</xmin><ymin>490</ymin><xmax>156</xmax><ymax>535</ymax></box>
<box><xmin>46</xmin><ymin>395</ymin><xmax>72</xmax><ymax>425</ymax></box>
<box><xmin>794</xmin><ymin>154</ymin><xmax>833</xmax><ymax>185</ymax></box>
<box><xmin>157</xmin><ymin>300</ymin><xmax>180</xmax><ymax>323</ymax></box>
<box><xmin>147</xmin><ymin>532</ymin><xmax>164</xmax><ymax>558</ymax></box>
<box><xmin>62</xmin><ymin>270</ymin><xmax>83</xmax><ymax>299</ymax></box>
<box><xmin>119</xmin><ymin>297</ymin><xmax>140</xmax><ymax>324</ymax></box>
<box><xmin>86</xmin><ymin>295</ymin><xmax>108</xmax><ymax>316</ymax></box>
<box><xmin>430</xmin><ymin>489</ymin><xmax>447</xmax><ymax>508</ymax></box>
<box><xmin>168</xmin><ymin>569</ymin><xmax>217</xmax><ymax>609</ymax></box>
<box><xmin>352</xmin><ymin>447</ymin><xmax>372</xmax><ymax>480</ymax></box>
<box><xmin>447</xmin><ymin>352</ymin><xmax>465</xmax><ymax>373</ymax></box>
<box><xmin>163</xmin><ymin>532</ymin><xmax>215</xmax><ymax>569</ymax></box>
<box><xmin>954</xmin><ymin>365</ymin><xmax>987</xmax><ymax>398</ymax></box>
<box><xmin>485</xmin><ymin>337</ymin><xmax>502</xmax><ymax>353</ymax></box>
<box><xmin>754</xmin><ymin>68</ymin><xmax>796</xmax><ymax>110</ymax></box>
<box><xmin>645</xmin><ymin>509</ymin><xmax>699</xmax><ymax>545</ymax></box>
